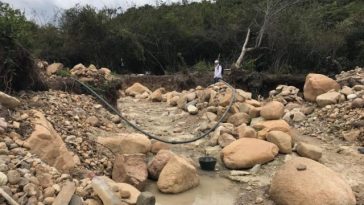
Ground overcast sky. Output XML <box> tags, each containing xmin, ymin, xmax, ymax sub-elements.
<box><xmin>2</xmin><ymin>0</ymin><xmax>193</xmax><ymax>24</ymax></box>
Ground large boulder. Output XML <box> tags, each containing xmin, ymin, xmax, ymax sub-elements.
<box><xmin>227</xmin><ymin>112</ymin><xmax>250</xmax><ymax>127</ymax></box>
<box><xmin>218</xmin><ymin>133</ymin><xmax>236</xmax><ymax>148</ymax></box>
<box><xmin>26</xmin><ymin>110</ymin><xmax>75</xmax><ymax>173</ymax></box>
<box><xmin>260</xmin><ymin>101</ymin><xmax>284</xmax><ymax>120</ymax></box>
<box><xmin>0</xmin><ymin>91</ymin><xmax>21</xmax><ymax>108</ymax></box>
<box><xmin>252</xmin><ymin>120</ymin><xmax>292</xmax><ymax>140</ymax></box>
<box><xmin>150</xmin><ymin>88</ymin><xmax>165</xmax><ymax>102</ymax></box>
<box><xmin>97</xmin><ymin>176</ymin><xmax>141</xmax><ymax>205</ymax></box>
<box><xmin>316</xmin><ymin>91</ymin><xmax>341</xmax><ymax>107</ymax></box>
<box><xmin>46</xmin><ymin>63</ymin><xmax>64</xmax><ymax>76</ymax></box>
<box><xmin>148</xmin><ymin>150</ymin><xmax>175</xmax><ymax>180</ymax></box>
<box><xmin>97</xmin><ymin>133</ymin><xmax>151</xmax><ymax>155</ymax></box>
<box><xmin>218</xmin><ymin>88</ymin><xmax>233</xmax><ymax>107</ymax></box>
<box><xmin>269</xmin><ymin>157</ymin><xmax>356</xmax><ymax>205</ymax></box>
<box><xmin>296</xmin><ymin>142</ymin><xmax>322</xmax><ymax>161</ymax></box>
<box><xmin>266</xmin><ymin>131</ymin><xmax>292</xmax><ymax>154</ymax></box>
<box><xmin>151</xmin><ymin>141</ymin><xmax>170</xmax><ymax>154</ymax></box>
<box><xmin>236</xmin><ymin>124</ymin><xmax>257</xmax><ymax>138</ymax></box>
<box><xmin>303</xmin><ymin>73</ymin><xmax>340</xmax><ymax>102</ymax></box>
<box><xmin>125</xmin><ymin>83</ymin><xmax>151</xmax><ymax>97</ymax></box>
<box><xmin>221</xmin><ymin>138</ymin><xmax>279</xmax><ymax>169</ymax></box>
<box><xmin>157</xmin><ymin>155</ymin><xmax>199</xmax><ymax>193</ymax></box>
<box><xmin>112</xmin><ymin>154</ymin><xmax>148</xmax><ymax>190</ymax></box>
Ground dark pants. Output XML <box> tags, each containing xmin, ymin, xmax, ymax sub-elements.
<box><xmin>214</xmin><ymin>77</ymin><xmax>221</xmax><ymax>83</ymax></box>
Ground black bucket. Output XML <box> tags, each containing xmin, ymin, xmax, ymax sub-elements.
<box><xmin>199</xmin><ymin>156</ymin><xmax>217</xmax><ymax>171</ymax></box>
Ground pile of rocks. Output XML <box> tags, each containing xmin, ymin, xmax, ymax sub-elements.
<box><xmin>269</xmin><ymin>85</ymin><xmax>303</xmax><ymax>104</ymax></box>
<box><xmin>122</xmin><ymin>73</ymin><xmax>361</xmax><ymax>204</ymax></box>
<box><xmin>0</xmin><ymin>88</ymin><xmax>202</xmax><ymax>205</ymax></box>
<box><xmin>70</xmin><ymin>63</ymin><xmax>112</xmax><ymax>81</ymax></box>
<box><xmin>336</xmin><ymin>66</ymin><xmax>364</xmax><ymax>87</ymax></box>
<box><xmin>42</xmin><ymin>62</ymin><xmax>112</xmax><ymax>81</ymax></box>
<box><xmin>123</xmin><ymin>82</ymin><xmax>323</xmax><ymax>168</ymax></box>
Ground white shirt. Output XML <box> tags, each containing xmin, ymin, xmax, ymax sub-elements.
<box><xmin>214</xmin><ymin>64</ymin><xmax>222</xmax><ymax>78</ymax></box>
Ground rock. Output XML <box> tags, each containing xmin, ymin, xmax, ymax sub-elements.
<box><xmin>187</xmin><ymin>105</ymin><xmax>198</xmax><ymax>115</ymax></box>
<box><xmin>347</xmin><ymin>93</ymin><xmax>357</xmax><ymax>100</ymax></box>
<box><xmin>168</xmin><ymin>96</ymin><xmax>179</xmax><ymax>106</ymax></box>
<box><xmin>316</xmin><ymin>91</ymin><xmax>341</xmax><ymax>107</ymax></box>
<box><xmin>218</xmin><ymin>88</ymin><xmax>233</xmax><ymax>107</ymax></box>
<box><xmin>358</xmin><ymin>147</ymin><xmax>364</xmax><ymax>154</ymax></box>
<box><xmin>267</xmin><ymin>131</ymin><xmax>292</xmax><ymax>154</ymax></box>
<box><xmin>157</xmin><ymin>155</ymin><xmax>199</xmax><ymax>193</ymax></box>
<box><xmin>186</xmin><ymin>92</ymin><xmax>197</xmax><ymax>102</ymax></box>
<box><xmin>236</xmin><ymin>89</ymin><xmax>252</xmax><ymax>100</ymax></box>
<box><xmin>260</xmin><ymin>101</ymin><xmax>284</xmax><ymax>120</ymax></box>
<box><xmin>227</xmin><ymin>112</ymin><xmax>250</xmax><ymax>127</ymax></box>
<box><xmin>150</xmin><ymin>88</ymin><xmax>164</xmax><ymax>102</ymax></box>
<box><xmin>218</xmin><ymin>133</ymin><xmax>236</xmax><ymax>148</ymax></box>
<box><xmin>99</xmin><ymin>67</ymin><xmax>111</xmax><ymax>75</ymax></box>
<box><xmin>0</xmin><ymin>171</ymin><xmax>7</xmax><ymax>185</ymax></box>
<box><xmin>303</xmin><ymin>73</ymin><xmax>340</xmax><ymax>101</ymax></box>
<box><xmin>44</xmin><ymin>187</ymin><xmax>55</xmax><ymax>197</ymax></box>
<box><xmin>252</xmin><ymin>120</ymin><xmax>291</xmax><ymax>140</ymax></box>
<box><xmin>0</xmin><ymin>118</ymin><xmax>7</xmax><ymax>133</ymax></box>
<box><xmin>44</xmin><ymin>197</ymin><xmax>55</xmax><ymax>205</ymax></box>
<box><xmin>148</xmin><ymin>150</ymin><xmax>174</xmax><ymax>180</ymax></box>
<box><xmin>284</xmin><ymin>102</ymin><xmax>301</xmax><ymax>110</ymax></box>
<box><xmin>246</xmin><ymin>99</ymin><xmax>261</xmax><ymax>107</ymax></box>
<box><xmin>351</xmin><ymin>98</ymin><xmax>364</xmax><ymax>108</ymax></box>
<box><xmin>269</xmin><ymin>157</ymin><xmax>356</xmax><ymax>205</ymax></box>
<box><xmin>283</xmin><ymin>110</ymin><xmax>305</xmax><ymax>122</ymax></box>
<box><xmin>101</xmin><ymin>176</ymin><xmax>141</xmax><ymax>205</ymax></box>
<box><xmin>126</xmin><ymin>83</ymin><xmax>151</xmax><ymax>97</ymax></box>
<box><xmin>84</xmin><ymin>199</ymin><xmax>102</xmax><ymax>205</ymax></box>
<box><xmin>296</xmin><ymin>142</ymin><xmax>322</xmax><ymax>161</ymax></box>
<box><xmin>86</xmin><ymin>116</ymin><xmax>100</xmax><ymax>126</ymax></box>
<box><xmin>136</xmin><ymin>192</ymin><xmax>156</xmax><ymax>205</ymax></box>
<box><xmin>340</xmin><ymin>86</ymin><xmax>354</xmax><ymax>96</ymax></box>
<box><xmin>353</xmin><ymin>84</ymin><xmax>364</xmax><ymax>91</ymax></box>
<box><xmin>203</xmin><ymin>112</ymin><xmax>218</xmax><ymax>122</ymax></box>
<box><xmin>112</xmin><ymin>154</ymin><xmax>148</xmax><ymax>190</ymax></box>
<box><xmin>53</xmin><ymin>181</ymin><xmax>76</xmax><ymax>205</ymax></box>
<box><xmin>300</xmin><ymin>106</ymin><xmax>315</xmax><ymax>115</ymax></box>
<box><xmin>342</xmin><ymin>129</ymin><xmax>361</xmax><ymax>142</ymax></box>
<box><xmin>221</xmin><ymin>138</ymin><xmax>279</xmax><ymax>169</ymax></box>
<box><xmin>24</xmin><ymin>183</ymin><xmax>39</xmax><ymax>196</ymax></box>
<box><xmin>26</xmin><ymin>110</ymin><xmax>75</xmax><ymax>173</ymax></box>
<box><xmin>37</xmin><ymin>173</ymin><xmax>53</xmax><ymax>188</ymax></box>
<box><xmin>46</xmin><ymin>63</ymin><xmax>64</xmax><ymax>75</ymax></box>
<box><xmin>7</xmin><ymin>170</ymin><xmax>21</xmax><ymax>184</ymax></box>
<box><xmin>69</xmin><ymin>195</ymin><xmax>83</xmax><ymax>205</ymax></box>
<box><xmin>98</xmin><ymin>133</ymin><xmax>151</xmax><ymax>155</ymax></box>
<box><xmin>236</xmin><ymin>125</ymin><xmax>257</xmax><ymax>138</ymax></box>
<box><xmin>0</xmin><ymin>91</ymin><xmax>21</xmax><ymax>108</ymax></box>
<box><xmin>151</xmin><ymin>141</ymin><xmax>170</xmax><ymax>154</ymax></box>
<box><xmin>92</xmin><ymin>177</ymin><xmax>123</xmax><ymax>205</ymax></box>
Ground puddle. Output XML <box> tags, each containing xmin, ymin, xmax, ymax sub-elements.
<box><xmin>145</xmin><ymin>173</ymin><xmax>240</xmax><ymax>205</ymax></box>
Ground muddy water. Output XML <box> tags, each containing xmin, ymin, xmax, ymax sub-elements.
<box><xmin>145</xmin><ymin>173</ymin><xmax>240</xmax><ymax>205</ymax></box>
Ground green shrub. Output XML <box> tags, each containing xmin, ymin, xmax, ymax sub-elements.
<box><xmin>56</xmin><ymin>69</ymin><xmax>71</xmax><ymax>77</ymax></box>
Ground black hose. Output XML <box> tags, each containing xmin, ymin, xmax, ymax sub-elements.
<box><xmin>73</xmin><ymin>78</ymin><xmax>236</xmax><ymax>144</ymax></box>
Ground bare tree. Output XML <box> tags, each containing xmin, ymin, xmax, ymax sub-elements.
<box><xmin>234</xmin><ymin>0</ymin><xmax>303</xmax><ymax>69</ymax></box>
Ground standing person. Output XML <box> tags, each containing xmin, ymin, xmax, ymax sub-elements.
<box><xmin>214</xmin><ymin>60</ymin><xmax>223</xmax><ymax>83</ymax></box>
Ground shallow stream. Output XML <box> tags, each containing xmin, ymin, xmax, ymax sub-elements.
<box><xmin>145</xmin><ymin>173</ymin><xmax>240</xmax><ymax>205</ymax></box>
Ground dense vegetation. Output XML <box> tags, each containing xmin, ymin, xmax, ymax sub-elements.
<box><xmin>1</xmin><ymin>0</ymin><xmax>364</xmax><ymax>76</ymax></box>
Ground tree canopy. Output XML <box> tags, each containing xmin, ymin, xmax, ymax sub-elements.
<box><xmin>1</xmin><ymin>0</ymin><xmax>364</xmax><ymax>75</ymax></box>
